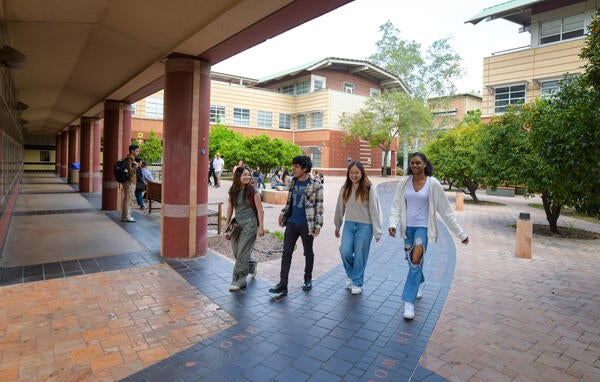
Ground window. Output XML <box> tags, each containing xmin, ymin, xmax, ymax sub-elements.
<box><xmin>146</xmin><ymin>97</ymin><xmax>163</xmax><ymax>119</ymax></box>
<box><xmin>344</xmin><ymin>82</ymin><xmax>355</xmax><ymax>94</ymax></box>
<box><xmin>540</xmin><ymin>13</ymin><xmax>584</xmax><ymax>45</ymax></box>
<box><xmin>540</xmin><ymin>80</ymin><xmax>560</xmax><ymax>98</ymax></box>
<box><xmin>432</xmin><ymin>110</ymin><xmax>458</xmax><ymax>117</ymax></box>
<box><xmin>257</xmin><ymin>110</ymin><xmax>272</xmax><ymax>128</ymax></box>
<box><xmin>296</xmin><ymin>81</ymin><xmax>310</xmax><ymax>95</ymax></box>
<box><xmin>494</xmin><ymin>84</ymin><xmax>526</xmax><ymax>114</ymax></box>
<box><xmin>131</xmin><ymin>103</ymin><xmax>136</xmax><ymax>116</ymax></box>
<box><xmin>210</xmin><ymin>105</ymin><xmax>225</xmax><ymax>123</ymax></box>
<box><xmin>233</xmin><ymin>108</ymin><xmax>250</xmax><ymax>126</ymax></box>
<box><xmin>312</xmin><ymin>75</ymin><xmax>326</xmax><ymax>91</ymax></box>
<box><xmin>311</xmin><ymin>112</ymin><xmax>323</xmax><ymax>128</ymax></box>
<box><xmin>40</xmin><ymin>151</ymin><xmax>50</xmax><ymax>162</ymax></box>
<box><xmin>279</xmin><ymin>113</ymin><xmax>291</xmax><ymax>129</ymax></box>
<box><xmin>281</xmin><ymin>85</ymin><xmax>294</xmax><ymax>95</ymax></box>
<box><xmin>297</xmin><ymin>114</ymin><xmax>307</xmax><ymax>130</ymax></box>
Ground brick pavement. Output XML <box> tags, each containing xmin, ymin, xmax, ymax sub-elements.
<box><xmin>1</xmin><ymin>174</ymin><xmax>598</xmax><ymax>381</ymax></box>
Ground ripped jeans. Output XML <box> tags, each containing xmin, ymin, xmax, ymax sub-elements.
<box><xmin>402</xmin><ymin>226</ymin><xmax>428</xmax><ymax>304</ymax></box>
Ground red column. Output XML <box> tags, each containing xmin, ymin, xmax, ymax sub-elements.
<box><xmin>60</xmin><ymin>130</ymin><xmax>68</xmax><ymax>178</ymax></box>
<box><xmin>79</xmin><ymin>117</ymin><xmax>101</xmax><ymax>193</ymax></box>
<box><xmin>55</xmin><ymin>133</ymin><xmax>62</xmax><ymax>175</ymax></box>
<box><xmin>162</xmin><ymin>56</ymin><xmax>210</xmax><ymax>259</ymax></box>
<box><xmin>102</xmin><ymin>101</ymin><xmax>131</xmax><ymax>210</ymax></box>
<box><xmin>67</xmin><ymin>125</ymin><xmax>79</xmax><ymax>184</ymax></box>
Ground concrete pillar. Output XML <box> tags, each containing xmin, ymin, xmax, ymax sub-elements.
<box><xmin>55</xmin><ymin>133</ymin><xmax>62</xmax><ymax>175</ymax></box>
<box><xmin>161</xmin><ymin>56</ymin><xmax>210</xmax><ymax>259</ymax></box>
<box><xmin>390</xmin><ymin>150</ymin><xmax>397</xmax><ymax>176</ymax></box>
<box><xmin>455</xmin><ymin>191</ymin><xmax>464</xmax><ymax>211</ymax></box>
<box><xmin>79</xmin><ymin>117</ymin><xmax>101</xmax><ymax>193</ymax></box>
<box><xmin>102</xmin><ymin>101</ymin><xmax>132</xmax><ymax>210</ymax></box>
<box><xmin>67</xmin><ymin>125</ymin><xmax>79</xmax><ymax>184</ymax></box>
<box><xmin>60</xmin><ymin>130</ymin><xmax>68</xmax><ymax>179</ymax></box>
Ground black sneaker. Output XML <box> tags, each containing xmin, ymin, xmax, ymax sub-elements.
<box><xmin>302</xmin><ymin>280</ymin><xmax>312</xmax><ymax>291</ymax></box>
<box><xmin>268</xmin><ymin>282</ymin><xmax>288</xmax><ymax>294</ymax></box>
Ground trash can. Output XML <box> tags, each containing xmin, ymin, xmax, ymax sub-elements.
<box><xmin>70</xmin><ymin>162</ymin><xmax>80</xmax><ymax>184</ymax></box>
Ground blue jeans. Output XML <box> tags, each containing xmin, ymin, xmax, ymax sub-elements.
<box><xmin>135</xmin><ymin>191</ymin><xmax>144</xmax><ymax>207</ymax></box>
<box><xmin>402</xmin><ymin>226</ymin><xmax>428</xmax><ymax>303</ymax></box>
<box><xmin>340</xmin><ymin>221</ymin><xmax>373</xmax><ymax>287</ymax></box>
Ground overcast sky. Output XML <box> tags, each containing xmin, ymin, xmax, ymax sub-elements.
<box><xmin>212</xmin><ymin>0</ymin><xmax>531</xmax><ymax>94</ymax></box>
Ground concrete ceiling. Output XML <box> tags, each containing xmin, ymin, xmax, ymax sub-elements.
<box><xmin>1</xmin><ymin>0</ymin><xmax>352</xmax><ymax>136</ymax></box>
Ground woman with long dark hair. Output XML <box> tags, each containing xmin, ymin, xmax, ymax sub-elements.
<box><xmin>224</xmin><ymin>166</ymin><xmax>264</xmax><ymax>291</ymax></box>
<box><xmin>388</xmin><ymin>152</ymin><xmax>469</xmax><ymax>319</ymax></box>
<box><xmin>334</xmin><ymin>161</ymin><xmax>382</xmax><ymax>295</ymax></box>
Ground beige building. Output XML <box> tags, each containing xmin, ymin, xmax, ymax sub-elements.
<box><xmin>132</xmin><ymin>57</ymin><xmax>410</xmax><ymax>175</ymax></box>
<box><xmin>467</xmin><ymin>0</ymin><xmax>599</xmax><ymax>119</ymax></box>
<box><xmin>428</xmin><ymin>93</ymin><xmax>482</xmax><ymax>129</ymax></box>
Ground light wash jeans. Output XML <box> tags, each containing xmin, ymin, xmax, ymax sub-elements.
<box><xmin>402</xmin><ymin>226</ymin><xmax>428</xmax><ymax>303</ymax></box>
<box><xmin>340</xmin><ymin>221</ymin><xmax>373</xmax><ymax>287</ymax></box>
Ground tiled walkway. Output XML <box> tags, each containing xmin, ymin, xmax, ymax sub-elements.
<box><xmin>1</xmin><ymin>174</ymin><xmax>599</xmax><ymax>381</ymax></box>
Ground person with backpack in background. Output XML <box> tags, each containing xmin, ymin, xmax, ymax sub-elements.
<box><xmin>121</xmin><ymin>144</ymin><xmax>139</xmax><ymax>222</ymax></box>
<box><xmin>224</xmin><ymin>166</ymin><xmax>264</xmax><ymax>291</ymax></box>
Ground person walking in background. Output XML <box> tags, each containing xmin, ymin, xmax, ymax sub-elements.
<box><xmin>208</xmin><ymin>160</ymin><xmax>215</xmax><ymax>186</ymax></box>
<box><xmin>334</xmin><ymin>161</ymin><xmax>381</xmax><ymax>295</ymax></box>
<box><xmin>224</xmin><ymin>166</ymin><xmax>264</xmax><ymax>291</ymax></box>
<box><xmin>212</xmin><ymin>153</ymin><xmax>225</xmax><ymax>188</ymax></box>
<box><xmin>233</xmin><ymin>159</ymin><xmax>244</xmax><ymax>175</ymax></box>
<box><xmin>388</xmin><ymin>152</ymin><xmax>469</xmax><ymax>320</ymax></box>
<box><xmin>134</xmin><ymin>157</ymin><xmax>147</xmax><ymax>210</ymax></box>
<box><xmin>121</xmin><ymin>144</ymin><xmax>139</xmax><ymax>222</ymax></box>
<box><xmin>269</xmin><ymin>155</ymin><xmax>324</xmax><ymax>295</ymax></box>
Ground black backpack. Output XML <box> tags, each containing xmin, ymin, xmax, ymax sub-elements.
<box><xmin>114</xmin><ymin>159</ymin><xmax>130</xmax><ymax>183</ymax></box>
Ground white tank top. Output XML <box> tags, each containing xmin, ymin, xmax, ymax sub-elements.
<box><xmin>405</xmin><ymin>177</ymin><xmax>430</xmax><ymax>227</ymax></box>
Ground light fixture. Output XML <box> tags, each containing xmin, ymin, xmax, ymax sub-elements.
<box><xmin>0</xmin><ymin>45</ymin><xmax>27</xmax><ymax>69</ymax></box>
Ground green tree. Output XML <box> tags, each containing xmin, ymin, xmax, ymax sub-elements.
<box><xmin>424</xmin><ymin>122</ymin><xmax>485</xmax><ymax>201</ymax></box>
<box><xmin>369</xmin><ymin>20</ymin><xmax>463</xmax><ymax>99</ymax></box>
<box><xmin>580</xmin><ymin>10</ymin><xmax>600</xmax><ymax>90</ymax></box>
<box><xmin>209</xmin><ymin>124</ymin><xmax>242</xmax><ymax>159</ymax></box>
<box><xmin>139</xmin><ymin>130</ymin><xmax>163</xmax><ymax>164</ymax></box>
<box><xmin>339</xmin><ymin>91</ymin><xmax>432</xmax><ymax>176</ymax></box>
<box><xmin>235</xmin><ymin>135</ymin><xmax>301</xmax><ymax>174</ymax></box>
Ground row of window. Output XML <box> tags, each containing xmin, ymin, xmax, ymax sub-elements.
<box><xmin>540</xmin><ymin>13</ymin><xmax>584</xmax><ymax>45</ymax></box>
<box><xmin>211</xmin><ymin>105</ymin><xmax>323</xmax><ymax>129</ymax></box>
<box><xmin>493</xmin><ymin>80</ymin><xmax>561</xmax><ymax>114</ymax></box>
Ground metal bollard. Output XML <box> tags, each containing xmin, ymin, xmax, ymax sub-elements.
<box><xmin>455</xmin><ymin>191</ymin><xmax>464</xmax><ymax>211</ymax></box>
<box><xmin>515</xmin><ymin>212</ymin><xmax>532</xmax><ymax>259</ymax></box>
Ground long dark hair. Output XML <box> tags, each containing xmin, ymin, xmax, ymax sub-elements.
<box><xmin>407</xmin><ymin>152</ymin><xmax>434</xmax><ymax>176</ymax></box>
<box><xmin>342</xmin><ymin>161</ymin><xmax>371</xmax><ymax>203</ymax></box>
<box><xmin>228</xmin><ymin>166</ymin><xmax>253</xmax><ymax>209</ymax></box>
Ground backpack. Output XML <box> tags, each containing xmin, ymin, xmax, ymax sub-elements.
<box><xmin>114</xmin><ymin>159</ymin><xmax>130</xmax><ymax>183</ymax></box>
<box><xmin>135</xmin><ymin>167</ymin><xmax>146</xmax><ymax>192</ymax></box>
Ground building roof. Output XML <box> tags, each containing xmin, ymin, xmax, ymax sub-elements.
<box><xmin>256</xmin><ymin>57</ymin><xmax>411</xmax><ymax>93</ymax></box>
<box><xmin>465</xmin><ymin>0</ymin><xmax>545</xmax><ymax>26</ymax></box>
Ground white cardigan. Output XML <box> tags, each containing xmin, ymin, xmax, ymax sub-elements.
<box><xmin>388</xmin><ymin>176</ymin><xmax>467</xmax><ymax>243</ymax></box>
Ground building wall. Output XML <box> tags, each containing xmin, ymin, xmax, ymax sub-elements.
<box><xmin>481</xmin><ymin>38</ymin><xmax>586</xmax><ymax>116</ymax></box>
<box><xmin>313</xmin><ymin>68</ymin><xmax>381</xmax><ymax>96</ymax></box>
<box><xmin>430</xmin><ymin>94</ymin><xmax>483</xmax><ymax>128</ymax></box>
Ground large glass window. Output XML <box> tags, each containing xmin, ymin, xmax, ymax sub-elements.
<box><xmin>296</xmin><ymin>81</ymin><xmax>310</xmax><ymax>95</ymax></box>
<box><xmin>540</xmin><ymin>80</ymin><xmax>560</xmax><ymax>98</ymax></box>
<box><xmin>494</xmin><ymin>84</ymin><xmax>526</xmax><ymax>114</ymax></box>
<box><xmin>210</xmin><ymin>105</ymin><xmax>225</xmax><ymax>123</ymax></box>
<box><xmin>311</xmin><ymin>112</ymin><xmax>323</xmax><ymax>128</ymax></box>
<box><xmin>297</xmin><ymin>114</ymin><xmax>307</xmax><ymax>129</ymax></box>
<box><xmin>257</xmin><ymin>110</ymin><xmax>272</xmax><ymax>128</ymax></box>
<box><xmin>540</xmin><ymin>13</ymin><xmax>584</xmax><ymax>45</ymax></box>
<box><xmin>279</xmin><ymin>113</ymin><xmax>291</xmax><ymax>129</ymax></box>
<box><xmin>281</xmin><ymin>85</ymin><xmax>294</xmax><ymax>95</ymax></box>
<box><xmin>146</xmin><ymin>97</ymin><xmax>163</xmax><ymax>119</ymax></box>
<box><xmin>233</xmin><ymin>108</ymin><xmax>250</xmax><ymax>126</ymax></box>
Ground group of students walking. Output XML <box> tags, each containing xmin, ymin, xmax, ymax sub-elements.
<box><xmin>224</xmin><ymin>152</ymin><xmax>468</xmax><ymax>320</ymax></box>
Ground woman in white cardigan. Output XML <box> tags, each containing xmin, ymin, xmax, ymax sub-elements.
<box><xmin>388</xmin><ymin>152</ymin><xmax>469</xmax><ymax>320</ymax></box>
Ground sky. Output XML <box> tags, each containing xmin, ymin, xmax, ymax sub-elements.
<box><xmin>212</xmin><ymin>0</ymin><xmax>531</xmax><ymax>94</ymax></box>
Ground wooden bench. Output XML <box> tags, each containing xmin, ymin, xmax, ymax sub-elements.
<box><xmin>262</xmin><ymin>189</ymin><xmax>288</xmax><ymax>204</ymax></box>
<box><xmin>145</xmin><ymin>181</ymin><xmax>223</xmax><ymax>234</ymax></box>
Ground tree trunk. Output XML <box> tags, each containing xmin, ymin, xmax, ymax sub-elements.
<box><xmin>541</xmin><ymin>193</ymin><xmax>562</xmax><ymax>233</ymax></box>
<box><xmin>403</xmin><ymin>140</ymin><xmax>409</xmax><ymax>173</ymax></box>
<box><xmin>463</xmin><ymin>176</ymin><xmax>479</xmax><ymax>202</ymax></box>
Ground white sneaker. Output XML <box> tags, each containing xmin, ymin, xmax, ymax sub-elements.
<box><xmin>351</xmin><ymin>285</ymin><xmax>362</xmax><ymax>295</ymax></box>
<box><xmin>416</xmin><ymin>283</ymin><xmax>425</xmax><ymax>299</ymax></box>
<box><xmin>345</xmin><ymin>278</ymin><xmax>352</xmax><ymax>289</ymax></box>
<box><xmin>403</xmin><ymin>302</ymin><xmax>415</xmax><ymax>319</ymax></box>
<box><xmin>229</xmin><ymin>284</ymin><xmax>240</xmax><ymax>291</ymax></box>
<box><xmin>121</xmin><ymin>217</ymin><xmax>136</xmax><ymax>222</ymax></box>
